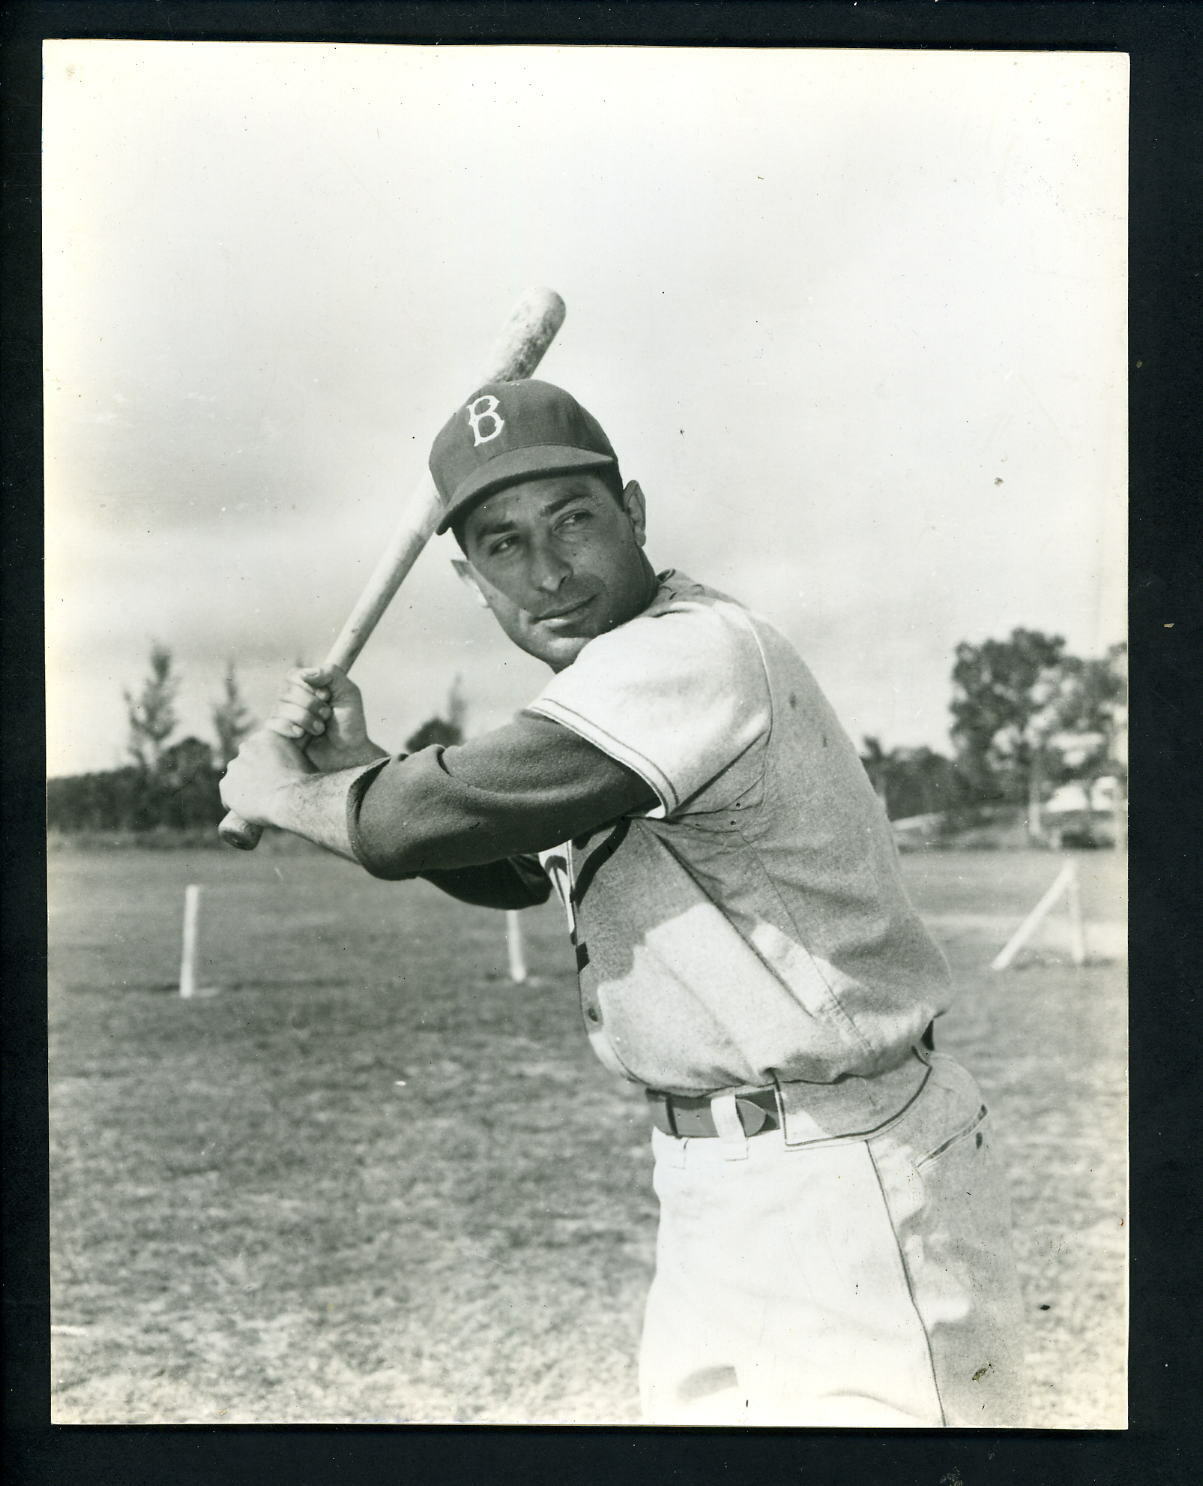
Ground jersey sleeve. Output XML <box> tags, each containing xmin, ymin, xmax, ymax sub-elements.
<box><xmin>524</xmin><ymin>598</ymin><xmax>771</xmax><ymax>818</ymax></box>
<box><xmin>346</xmin><ymin>712</ymin><xmax>657</xmax><ymax>880</ymax></box>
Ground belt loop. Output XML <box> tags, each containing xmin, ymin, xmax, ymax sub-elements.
<box><xmin>771</xmin><ymin>1081</ymin><xmax>785</xmax><ymax>1132</ymax></box>
<box><xmin>710</xmin><ymin>1093</ymin><xmax>750</xmax><ymax>1161</ymax></box>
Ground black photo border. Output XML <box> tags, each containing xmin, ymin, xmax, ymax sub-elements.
<box><xmin>4</xmin><ymin>4</ymin><xmax>1200</xmax><ymax>1483</ymax></box>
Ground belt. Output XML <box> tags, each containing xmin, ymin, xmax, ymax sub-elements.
<box><xmin>646</xmin><ymin>1086</ymin><xmax>781</xmax><ymax>1139</ymax></box>
<box><xmin>645</xmin><ymin>1024</ymin><xmax>936</xmax><ymax>1141</ymax></box>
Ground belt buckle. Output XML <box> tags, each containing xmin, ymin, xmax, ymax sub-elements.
<box><xmin>646</xmin><ymin>1086</ymin><xmax>779</xmax><ymax>1139</ymax></box>
<box><xmin>734</xmin><ymin>1092</ymin><xmax>773</xmax><ymax>1136</ymax></box>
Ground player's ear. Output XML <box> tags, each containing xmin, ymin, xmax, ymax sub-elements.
<box><xmin>621</xmin><ymin>481</ymin><xmax>647</xmax><ymax>546</ymax></box>
<box><xmin>450</xmin><ymin>557</ymin><xmax>491</xmax><ymax>609</ymax></box>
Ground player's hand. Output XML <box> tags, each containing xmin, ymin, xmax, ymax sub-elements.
<box><xmin>220</xmin><ymin>727</ymin><xmax>315</xmax><ymax>826</ymax></box>
<box><xmin>265</xmin><ymin>664</ymin><xmax>387</xmax><ymax>773</ymax></box>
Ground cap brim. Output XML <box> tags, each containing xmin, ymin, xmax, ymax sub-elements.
<box><xmin>435</xmin><ymin>445</ymin><xmax>616</xmax><ymax>535</ymax></box>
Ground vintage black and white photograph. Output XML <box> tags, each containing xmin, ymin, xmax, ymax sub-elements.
<box><xmin>44</xmin><ymin>40</ymin><xmax>1127</xmax><ymax>1427</ymax></box>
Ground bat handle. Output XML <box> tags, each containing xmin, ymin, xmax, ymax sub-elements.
<box><xmin>218</xmin><ymin>810</ymin><xmax>262</xmax><ymax>850</ymax></box>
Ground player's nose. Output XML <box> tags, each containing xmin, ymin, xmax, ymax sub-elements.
<box><xmin>528</xmin><ymin>534</ymin><xmax>571</xmax><ymax>592</ymax></box>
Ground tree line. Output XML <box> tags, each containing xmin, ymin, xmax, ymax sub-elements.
<box><xmin>47</xmin><ymin>629</ymin><xmax>1125</xmax><ymax>838</ymax></box>
<box><xmin>46</xmin><ymin>650</ymin><xmax>467</xmax><ymax>834</ymax></box>
<box><xmin>863</xmin><ymin>629</ymin><xmax>1126</xmax><ymax>834</ymax></box>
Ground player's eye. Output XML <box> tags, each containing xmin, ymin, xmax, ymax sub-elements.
<box><xmin>487</xmin><ymin>534</ymin><xmax>519</xmax><ymax>557</ymax></box>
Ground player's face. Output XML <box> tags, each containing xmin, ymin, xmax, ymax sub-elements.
<box><xmin>461</xmin><ymin>473</ymin><xmax>654</xmax><ymax>671</ymax></box>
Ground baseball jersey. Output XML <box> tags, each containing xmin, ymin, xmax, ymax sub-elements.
<box><xmin>522</xmin><ymin>571</ymin><xmax>951</xmax><ymax>1094</ymax></box>
<box><xmin>349</xmin><ymin>571</ymin><xmax>951</xmax><ymax>1099</ymax></box>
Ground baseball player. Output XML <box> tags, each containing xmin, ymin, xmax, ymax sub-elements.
<box><xmin>221</xmin><ymin>378</ymin><xmax>1027</xmax><ymax>1426</ymax></box>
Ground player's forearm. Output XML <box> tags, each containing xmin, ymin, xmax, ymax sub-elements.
<box><xmin>263</xmin><ymin>759</ymin><xmax>389</xmax><ymax>861</ymax></box>
<box><xmin>248</xmin><ymin>751</ymin><xmax>548</xmax><ymax>906</ymax></box>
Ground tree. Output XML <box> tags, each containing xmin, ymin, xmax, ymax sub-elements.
<box><xmin>404</xmin><ymin>676</ymin><xmax>468</xmax><ymax>753</ymax></box>
<box><xmin>158</xmin><ymin>736</ymin><xmax>222</xmax><ymax>829</ymax></box>
<box><xmin>949</xmin><ymin>629</ymin><xmax>1124</xmax><ymax>834</ymax></box>
<box><xmin>446</xmin><ymin>672</ymin><xmax>468</xmax><ymax>739</ymax></box>
<box><xmin>1104</xmin><ymin>641</ymin><xmax>1128</xmax><ymax>778</ymax></box>
<box><xmin>1045</xmin><ymin>643</ymin><xmax>1127</xmax><ymax>784</ymax></box>
<box><xmin>950</xmin><ymin>628</ymin><xmax>1062</xmax><ymax>805</ymax></box>
<box><xmin>889</xmin><ymin>746</ymin><xmax>971</xmax><ymax>821</ymax></box>
<box><xmin>405</xmin><ymin>716</ymin><xmax>464</xmax><ymax>752</ymax></box>
<box><xmin>124</xmin><ymin>642</ymin><xmax>179</xmax><ymax>772</ymax></box>
<box><xmin>211</xmin><ymin>660</ymin><xmax>254</xmax><ymax>766</ymax></box>
<box><xmin>859</xmin><ymin>738</ymin><xmax>971</xmax><ymax>823</ymax></box>
<box><xmin>47</xmin><ymin>766</ymin><xmax>144</xmax><ymax>833</ymax></box>
<box><xmin>860</xmin><ymin>736</ymin><xmax>891</xmax><ymax>809</ymax></box>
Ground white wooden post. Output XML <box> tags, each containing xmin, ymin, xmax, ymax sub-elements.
<box><xmin>506</xmin><ymin>909</ymin><xmax>528</xmax><ymax>984</ymax></box>
<box><xmin>990</xmin><ymin>861</ymin><xmax>1076</xmax><ymax>972</ymax></box>
<box><xmin>179</xmin><ymin>884</ymin><xmax>201</xmax><ymax>999</ymax></box>
<box><xmin>1065</xmin><ymin>862</ymin><xmax>1088</xmax><ymax>966</ymax></box>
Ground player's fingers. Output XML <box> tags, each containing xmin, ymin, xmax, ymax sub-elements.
<box><xmin>263</xmin><ymin>714</ymin><xmax>309</xmax><ymax>742</ymax></box>
<box><xmin>305</xmin><ymin>663</ymin><xmax>360</xmax><ymax>705</ymax></box>
<box><xmin>278</xmin><ymin>678</ymin><xmax>333</xmax><ymax>715</ymax></box>
<box><xmin>265</xmin><ymin>710</ymin><xmax>325</xmax><ymax>742</ymax></box>
<box><xmin>271</xmin><ymin>700</ymin><xmax>329</xmax><ymax>736</ymax></box>
<box><xmin>273</xmin><ymin>692</ymin><xmax>328</xmax><ymax>724</ymax></box>
<box><xmin>285</xmin><ymin>666</ymin><xmax>332</xmax><ymax>701</ymax></box>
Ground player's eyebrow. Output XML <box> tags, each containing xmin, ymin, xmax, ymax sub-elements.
<box><xmin>536</xmin><ymin>487</ymin><xmax>602</xmax><ymax>518</ymax></box>
<box><xmin>472</xmin><ymin>485</ymin><xmax>601</xmax><ymax>539</ymax></box>
<box><xmin>470</xmin><ymin>510</ymin><xmax>520</xmax><ymax>541</ymax></box>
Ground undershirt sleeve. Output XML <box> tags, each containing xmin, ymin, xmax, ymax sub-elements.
<box><xmin>347</xmin><ymin>712</ymin><xmax>658</xmax><ymax>882</ymax></box>
<box><xmin>417</xmin><ymin>856</ymin><xmax>553</xmax><ymax>910</ymax></box>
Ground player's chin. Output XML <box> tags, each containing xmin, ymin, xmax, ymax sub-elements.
<box><xmin>523</xmin><ymin>626</ymin><xmax>595</xmax><ymax>670</ymax></box>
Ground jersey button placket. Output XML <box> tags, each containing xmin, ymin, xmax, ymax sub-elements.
<box><xmin>567</xmin><ymin>840</ymin><xmax>602</xmax><ymax>1030</ymax></box>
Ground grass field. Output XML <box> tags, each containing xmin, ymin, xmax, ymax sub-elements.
<box><xmin>47</xmin><ymin>844</ymin><xmax>1126</xmax><ymax>1427</ymax></box>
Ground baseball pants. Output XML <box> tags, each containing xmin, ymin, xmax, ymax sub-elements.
<box><xmin>638</xmin><ymin>1052</ymin><xmax>1027</xmax><ymax>1427</ymax></box>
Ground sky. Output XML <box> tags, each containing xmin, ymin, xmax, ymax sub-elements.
<box><xmin>43</xmin><ymin>42</ymin><xmax>1127</xmax><ymax>777</ymax></box>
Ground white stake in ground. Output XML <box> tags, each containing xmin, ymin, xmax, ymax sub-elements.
<box><xmin>179</xmin><ymin>883</ymin><xmax>202</xmax><ymax>998</ymax></box>
<box><xmin>1064</xmin><ymin>862</ymin><xmax>1088</xmax><ymax>966</ymax></box>
<box><xmin>506</xmin><ymin>910</ymin><xmax>528</xmax><ymax>984</ymax></box>
<box><xmin>990</xmin><ymin>859</ymin><xmax>1088</xmax><ymax>971</ymax></box>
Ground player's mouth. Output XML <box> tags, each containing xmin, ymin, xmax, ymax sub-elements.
<box><xmin>535</xmin><ymin>596</ymin><xmax>596</xmax><ymax>629</ymax></box>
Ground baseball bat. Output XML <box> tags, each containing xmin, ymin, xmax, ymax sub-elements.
<box><xmin>219</xmin><ymin>286</ymin><xmax>567</xmax><ymax>850</ymax></box>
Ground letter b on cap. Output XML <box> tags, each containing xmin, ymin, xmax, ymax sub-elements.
<box><xmin>466</xmin><ymin>394</ymin><xmax>504</xmax><ymax>447</ymax></box>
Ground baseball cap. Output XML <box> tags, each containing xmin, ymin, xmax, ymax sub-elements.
<box><xmin>429</xmin><ymin>378</ymin><xmax>619</xmax><ymax>536</ymax></box>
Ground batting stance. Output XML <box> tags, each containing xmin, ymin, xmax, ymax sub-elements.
<box><xmin>221</xmin><ymin>379</ymin><xmax>1027</xmax><ymax>1426</ymax></box>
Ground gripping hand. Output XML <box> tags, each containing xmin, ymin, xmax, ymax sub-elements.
<box><xmin>265</xmin><ymin>665</ymin><xmax>386</xmax><ymax>773</ymax></box>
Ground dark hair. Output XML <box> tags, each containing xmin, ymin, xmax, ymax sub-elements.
<box><xmin>451</xmin><ymin>463</ymin><xmax>626</xmax><ymax>551</ymax></box>
<box><xmin>598</xmin><ymin>462</ymin><xmax>626</xmax><ymax>503</ymax></box>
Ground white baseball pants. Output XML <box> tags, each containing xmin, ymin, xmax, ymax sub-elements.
<box><xmin>639</xmin><ymin>1053</ymin><xmax>1027</xmax><ymax>1427</ymax></box>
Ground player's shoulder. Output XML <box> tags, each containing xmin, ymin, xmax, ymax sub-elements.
<box><xmin>643</xmin><ymin>568</ymin><xmax>740</xmax><ymax>613</ymax></box>
<box><xmin>554</xmin><ymin>570</ymin><xmax>770</xmax><ymax>706</ymax></box>
<box><xmin>617</xmin><ymin>569</ymin><xmax>763</xmax><ymax>650</ymax></box>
